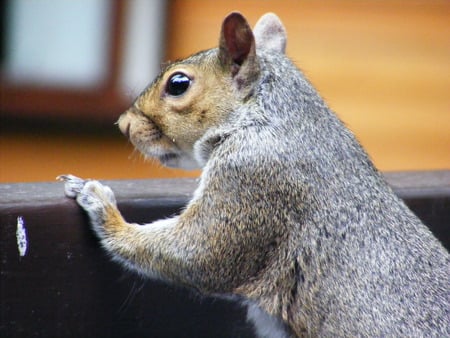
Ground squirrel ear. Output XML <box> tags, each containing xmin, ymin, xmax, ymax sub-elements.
<box><xmin>219</xmin><ymin>12</ymin><xmax>257</xmax><ymax>78</ymax></box>
<box><xmin>253</xmin><ymin>13</ymin><xmax>286</xmax><ymax>54</ymax></box>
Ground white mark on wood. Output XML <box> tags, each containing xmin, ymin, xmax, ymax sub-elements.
<box><xmin>16</xmin><ymin>216</ymin><xmax>28</xmax><ymax>257</ymax></box>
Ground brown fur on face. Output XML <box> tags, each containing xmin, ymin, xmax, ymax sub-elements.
<box><xmin>118</xmin><ymin>51</ymin><xmax>238</xmax><ymax>169</ymax></box>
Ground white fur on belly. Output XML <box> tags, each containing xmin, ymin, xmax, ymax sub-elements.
<box><xmin>246</xmin><ymin>301</ymin><xmax>289</xmax><ymax>338</ymax></box>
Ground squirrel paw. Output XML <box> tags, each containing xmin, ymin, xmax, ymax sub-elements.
<box><xmin>58</xmin><ymin>174</ymin><xmax>116</xmax><ymax>206</ymax></box>
<box><xmin>57</xmin><ymin>174</ymin><xmax>86</xmax><ymax>198</ymax></box>
<box><xmin>58</xmin><ymin>175</ymin><xmax>117</xmax><ymax>234</ymax></box>
<box><xmin>77</xmin><ymin>180</ymin><xmax>117</xmax><ymax>208</ymax></box>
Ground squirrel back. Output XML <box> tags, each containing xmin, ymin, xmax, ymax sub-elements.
<box><xmin>112</xmin><ymin>12</ymin><xmax>450</xmax><ymax>337</ymax></box>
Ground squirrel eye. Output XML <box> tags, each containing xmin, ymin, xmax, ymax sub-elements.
<box><xmin>166</xmin><ymin>73</ymin><xmax>191</xmax><ymax>96</ymax></box>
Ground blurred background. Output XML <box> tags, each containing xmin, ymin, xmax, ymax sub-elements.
<box><xmin>1</xmin><ymin>0</ymin><xmax>449</xmax><ymax>183</ymax></box>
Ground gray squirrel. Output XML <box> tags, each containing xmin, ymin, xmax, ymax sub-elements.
<box><xmin>59</xmin><ymin>12</ymin><xmax>449</xmax><ymax>337</ymax></box>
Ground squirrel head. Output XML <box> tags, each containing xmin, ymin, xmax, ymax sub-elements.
<box><xmin>118</xmin><ymin>12</ymin><xmax>286</xmax><ymax>169</ymax></box>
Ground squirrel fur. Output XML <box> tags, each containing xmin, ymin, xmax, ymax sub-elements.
<box><xmin>59</xmin><ymin>12</ymin><xmax>450</xmax><ymax>337</ymax></box>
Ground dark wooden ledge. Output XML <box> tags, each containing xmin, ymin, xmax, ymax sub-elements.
<box><xmin>1</xmin><ymin>171</ymin><xmax>449</xmax><ymax>338</ymax></box>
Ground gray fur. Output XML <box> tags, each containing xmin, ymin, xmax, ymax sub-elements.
<box><xmin>193</xmin><ymin>45</ymin><xmax>450</xmax><ymax>335</ymax></box>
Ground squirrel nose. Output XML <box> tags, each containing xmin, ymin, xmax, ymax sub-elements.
<box><xmin>117</xmin><ymin>113</ymin><xmax>131</xmax><ymax>139</ymax></box>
